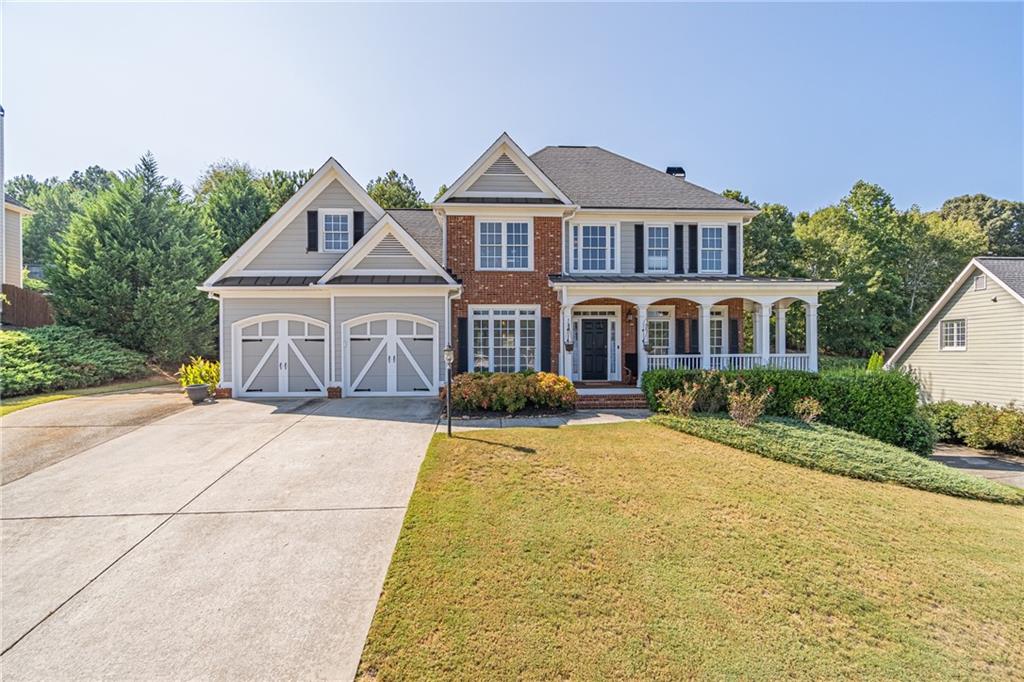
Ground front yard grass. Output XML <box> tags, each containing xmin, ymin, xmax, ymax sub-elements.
<box><xmin>358</xmin><ymin>422</ymin><xmax>1024</xmax><ymax>681</ymax></box>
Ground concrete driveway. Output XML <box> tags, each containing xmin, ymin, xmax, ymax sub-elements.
<box><xmin>1</xmin><ymin>396</ymin><xmax>438</xmax><ymax>680</ymax></box>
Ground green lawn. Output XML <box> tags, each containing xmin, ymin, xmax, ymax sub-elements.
<box><xmin>0</xmin><ymin>376</ymin><xmax>175</xmax><ymax>417</ymax></box>
<box><xmin>358</xmin><ymin>422</ymin><xmax>1024</xmax><ymax>681</ymax></box>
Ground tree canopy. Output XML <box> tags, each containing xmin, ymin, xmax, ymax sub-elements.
<box><xmin>367</xmin><ymin>170</ymin><xmax>427</xmax><ymax>209</ymax></box>
<box><xmin>939</xmin><ymin>194</ymin><xmax>1023</xmax><ymax>256</ymax></box>
<box><xmin>194</xmin><ymin>161</ymin><xmax>272</xmax><ymax>257</ymax></box>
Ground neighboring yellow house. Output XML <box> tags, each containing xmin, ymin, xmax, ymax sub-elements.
<box><xmin>3</xmin><ymin>194</ymin><xmax>31</xmax><ymax>288</ymax></box>
<box><xmin>887</xmin><ymin>257</ymin><xmax>1024</xmax><ymax>407</ymax></box>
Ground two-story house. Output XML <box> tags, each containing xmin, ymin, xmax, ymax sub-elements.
<box><xmin>201</xmin><ymin>133</ymin><xmax>838</xmax><ymax>399</ymax></box>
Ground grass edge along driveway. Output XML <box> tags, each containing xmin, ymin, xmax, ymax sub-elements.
<box><xmin>357</xmin><ymin>422</ymin><xmax>1024</xmax><ymax>681</ymax></box>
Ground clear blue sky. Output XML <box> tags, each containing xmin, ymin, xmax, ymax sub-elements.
<box><xmin>3</xmin><ymin>2</ymin><xmax>1022</xmax><ymax>212</ymax></box>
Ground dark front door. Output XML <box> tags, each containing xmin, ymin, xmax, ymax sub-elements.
<box><xmin>581</xmin><ymin>318</ymin><xmax>608</xmax><ymax>381</ymax></box>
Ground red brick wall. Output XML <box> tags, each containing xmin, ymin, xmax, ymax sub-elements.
<box><xmin>447</xmin><ymin>215</ymin><xmax>562</xmax><ymax>372</ymax></box>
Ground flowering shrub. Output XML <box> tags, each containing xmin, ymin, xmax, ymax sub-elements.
<box><xmin>793</xmin><ymin>396</ymin><xmax>823</xmax><ymax>424</ymax></box>
<box><xmin>444</xmin><ymin>371</ymin><xmax>577</xmax><ymax>414</ymax></box>
<box><xmin>953</xmin><ymin>403</ymin><xmax>1024</xmax><ymax>454</ymax></box>
<box><xmin>656</xmin><ymin>383</ymin><xmax>700</xmax><ymax>418</ymax></box>
<box><xmin>726</xmin><ymin>380</ymin><xmax>773</xmax><ymax>427</ymax></box>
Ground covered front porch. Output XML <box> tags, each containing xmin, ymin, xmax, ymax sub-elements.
<box><xmin>551</xmin><ymin>277</ymin><xmax>839</xmax><ymax>387</ymax></box>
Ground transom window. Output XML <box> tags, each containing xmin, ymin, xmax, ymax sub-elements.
<box><xmin>570</xmin><ymin>223</ymin><xmax>617</xmax><ymax>272</ymax></box>
<box><xmin>476</xmin><ymin>219</ymin><xmax>532</xmax><ymax>270</ymax></box>
<box><xmin>470</xmin><ymin>307</ymin><xmax>539</xmax><ymax>372</ymax></box>
<box><xmin>701</xmin><ymin>225</ymin><xmax>724</xmax><ymax>272</ymax></box>
<box><xmin>646</xmin><ymin>225</ymin><xmax>671</xmax><ymax>272</ymax></box>
<box><xmin>940</xmin><ymin>319</ymin><xmax>966</xmax><ymax>350</ymax></box>
<box><xmin>646</xmin><ymin>309</ymin><xmax>673</xmax><ymax>356</ymax></box>
<box><xmin>321</xmin><ymin>209</ymin><xmax>352</xmax><ymax>253</ymax></box>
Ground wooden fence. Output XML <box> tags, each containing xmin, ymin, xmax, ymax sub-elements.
<box><xmin>2</xmin><ymin>284</ymin><xmax>54</xmax><ymax>328</ymax></box>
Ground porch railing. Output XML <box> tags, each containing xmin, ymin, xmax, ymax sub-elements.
<box><xmin>645</xmin><ymin>353</ymin><xmax>811</xmax><ymax>372</ymax></box>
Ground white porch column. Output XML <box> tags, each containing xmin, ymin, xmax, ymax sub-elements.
<box><xmin>751</xmin><ymin>307</ymin><xmax>761</xmax><ymax>354</ymax></box>
<box><xmin>758</xmin><ymin>302</ymin><xmax>771</xmax><ymax>367</ymax></box>
<box><xmin>559</xmin><ymin>304</ymin><xmax>572</xmax><ymax>379</ymax></box>
<box><xmin>699</xmin><ymin>304</ymin><xmax>712</xmax><ymax>369</ymax></box>
<box><xmin>775</xmin><ymin>303</ymin><xmax>787</xmax><ymax>354</ymax></box>
<box><xmin>806</xmin><ymin>302</ymin><xmax>820</xmax><ymax>371</ymax></box>
<box><xmin>636</xmin><ymin>304</ymin><xmax>649</xmax><ymax>378</ymax></box>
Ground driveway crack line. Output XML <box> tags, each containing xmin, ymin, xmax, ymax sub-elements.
<box><xmin>0</xmin><ymin>400</ymin><xmax>331</xmax><ymax>657</ymax></box>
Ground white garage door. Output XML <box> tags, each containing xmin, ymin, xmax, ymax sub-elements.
<box><xmin>344</xmin><ymin>314</ymin><xmax>437</xmax><ymax>396</ymax></box>
<box><xmin>235</xmin><ymin>315</ymin><xmax>328</xmax><ymax>397</ymax></box>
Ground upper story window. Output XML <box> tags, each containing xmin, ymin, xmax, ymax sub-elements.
<box><xmin>570</xmin><ymin>223</ymin><xmax>618</xmax><ymax>272</ymax></box>
<box><xmin>700</xmin><ymin>225</ymin><xmax>724</xmax><ymax>273</ymax></box>
<box><xmin>476</xmin><ymin>219</ymin><xmax>532</xmax><ymax>270</ymax></box>
<box><xmin>646</xmin><ymin>224</ymin><xmax>671</xmax><ymax>273</ymax></box>
<box><xmin>940</xmin><ymin>318</ymin><xmax>966</xmax><ymax>350</ymax></box>
<box><xmin>320</xmin><ymin>209</ymin><xmax>352</xmax><ymax>253</ymax></box>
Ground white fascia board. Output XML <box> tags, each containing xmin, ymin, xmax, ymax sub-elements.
<box><xmin>311</xmin><ymin>284</ymin><xmax>460</xmax><ymax>296</ymax></box>
<box><xmin>434</xmin><ymin>132</ymin><xmax>572</xmax><ymax>206</ymax></box>
<box><xmin>198</xmin><ymin>286</ymin><xmax>333</xmax><ymax>298</ymax></box>
<box><xmin>317</xmin><ymin>213</ymin><xmax>455</xmax><ymax>284</ymax></box>
<box><xmin>551</xmin><ymin>280</ymin><xmax>839</xmax><ymax>306</ymax></box>
<box><xmin>203</xmin><ymin>158</ymin><xmax>385</xmax><ymax>286</ymax></box>
<box><xmin>3</xmin><ymin>202</ymin><xmax>33</xmax><ymax>216</ymax></box>
<box><xmin>437</xmin><ymin>204</ymin><xmax>578</xmax><ymax>217</ymax></box>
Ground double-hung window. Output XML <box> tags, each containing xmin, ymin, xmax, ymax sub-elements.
<box><xmin>476</xmin><ymin>219</ymin><xmax>532</xmax><ymax>270</ymax></box>
<box><xmin>646</xmin><ymin>224</ymin><xmax>671</xmax><ymax>272</ymax></box>
<box><xmin>470</xmin><ymin>307</ymin><xmax>540</xmax><ymax>372</ymax></box>
<box><xmin>570</xmin><ymin>223</ymin><xmax>617</xmax><ymax>272</ymax></box>
<box><xmin>700</xmin><ymin>225</ymin><xmax>724</xmax><ymax>273</ymax></box>
<box><xmin>321</xmin><ymin>209</ymin><xmax>352</xmax><ymax>253</ymax></box>
<box><xmin>940</xmin><ymin>319</ymin><xmax>966</xmax><ymax>350</ymax></box>
<box><xmin>646</xmin><ymin>308</ymin><xmax>673</xmax><ymax>355</ymax></box>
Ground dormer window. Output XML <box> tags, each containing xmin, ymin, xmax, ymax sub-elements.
<box><xmin>321</xmin><ymin>209</ymin><xmax>352</xmax><ymax>253</ymax></box>
<box><xmin>570</xmin><ymin>223</ymin><xmax>618</xmax><ymax>273</ymax></box>
<box><xmin>700</xmin><ymin>225</ymin><xmax>724</xmax><ymax>273</ymax></box>
<box><xmin>476</xmin><ymin>218</ymin><xmax>533</xmax><ymax>270</ymax></box>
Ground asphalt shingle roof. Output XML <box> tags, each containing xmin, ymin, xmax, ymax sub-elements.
<box><xmin>387</xmin><ymin>209</ymin><xmax>443</xmax><ymax>263</ymax></box>
<box><xmin>530</xmin><ymin>146</ymin><xmax>755</xmax><ymax>211</ymax></box>
<box><xmin>977</xmin><ymin>257</ymin><xmax>1024</xmax><ymax>298</ymax></box>
<box><xmin>214</xmin><ymin>276</ymin><xmax>319</xmax><ymax>287</ymax></box>
<box><xmin>4</xmin><ymin>194</ymin><xmax>29</xmax><ymax>210</ymax></box>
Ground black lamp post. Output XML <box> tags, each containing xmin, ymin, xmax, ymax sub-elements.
<box><xmin>443</xmin><ymin>344</ymin><xmax>455</xmax><ymax>437</ymax></box>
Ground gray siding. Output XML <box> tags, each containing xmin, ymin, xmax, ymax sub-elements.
<box><xmin>897</xmin><ymin>270</ymin><xmax>1024</xmax><ymax>407</ymax></box>
<box><xmin>352</xmin><ymin>234</ymin><xmax>423</xmax><ymax>271</ymax></box>
<box><xmin>465</xmin><ymin>154</ymin><xmax>541</xmax><ymax>194</ymax></box>
<box><xmin>247</xmin><ymin>180</ymin><xmax>370</xmax><ymax>271</ymax></box>
<box><xmin>220</xmin><ymin>298</ymin><xmax>330</xmax><ymax>381</ymax></box>
<box><xmin>620</xmin><ymin>222</ymin><xmax>635</xmax><ymax>275</ymax></box>
<box><xmin>4</xmin><ymin>208</ymin><xmax>22</xmax><ymax>287</ymax></box>
<box><xmin>333</xmin><ymin>295</ymin><xmax>446</xmax><ymax>385</ymax></box>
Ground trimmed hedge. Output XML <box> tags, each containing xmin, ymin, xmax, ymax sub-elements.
<box><xmin>642</xmin><ymin>368</ymin><xmax>934</xmax><ymax>455</ymax></box>
<box><xmin>444</xmin><ymin>371</ymin><xmax>577</xmax><ymax>414</ymax></box>
<box><xmin>0</xmin><ymin>325</ymin><xmax>149</xmax><ymax>397</ymax></box>
<box><xmin>652</xmin><ymin>414</ymin><xmax>1024</xmax><ymax>505</ymax></box>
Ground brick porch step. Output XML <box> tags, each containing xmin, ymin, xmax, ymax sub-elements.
<box><xmin>575</xmin><ymin>394</ymin><xmax>650</xmax><ymax>409</ymax></box>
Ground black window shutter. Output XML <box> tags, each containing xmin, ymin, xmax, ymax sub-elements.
<box><xmin>353</xmin><ymin>211</ymin><xmax>365</xmax><ymax>244</ymax></box>
<box><xmin>688</xmin><ymin>224</ymin><xmax>698</xmax><ymax>272</ymax></box>
<box><xmin>457</xmin><ymin>317</ymin><xmax>468</xmax><ymax>373</ymax></box>
<box><xmin>674</xmin><ymin>224</ymin><xmax>684</xmax><ymax>274</ymax></box>
<box><xmin>540</xmin><ymin>318</ymin><xmax>552</xmax><ymax>372</ymax></box>
<box><xmin>675</xmin><ymin>319</ymin><xmax>686</xmax><ymax>354</ymax></box>
<box><xmin>729</xmin><ymin>318</ymin><xmax>740</xmax><ymax>354</ymax></box>
<box><xmin>306</xmin><ymin>211</ymin><xmax>319</xmax><ymax>252</ymax></box>
<box><xmin>688</xmin><ymin>318</ymin><xmax>699</xmax><ymax>354</ymax></box>
<box><xmin>633</xmin><ymin>224</ymin><xmax>644</xmax><ymax>273</ymax></box>
<box><xmin>727</xmin><ymin>224</ymin><xmax>738</xmax><ymax>275</ymax></box>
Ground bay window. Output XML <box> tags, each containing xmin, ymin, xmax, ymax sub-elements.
<box><xmin>470</xmin><ymin>307</ymin><xmax>539</xmax><ymax>372</ymax></box>
<box><xmin>700</xmin><ymin>225</ymin><xmax>724</xmax><ymax>273</ymax></box>
<box><xmin>646</xmin><ymin>224</ymin><xmax>671</xmax><ymax>272</ymax></box>
<box><xmin>476</xmin><ymin>219</ymin><xmax>532</xmax><ymax>270</ymax></box>
<box><xmin>570</xmin><ymin>223</ymin><xmax>618</xmax><ymax>272</ymax></box>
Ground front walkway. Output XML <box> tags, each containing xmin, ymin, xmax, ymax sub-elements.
<box><xmin>1</xmin><ymin>396</ymin><xmax>438</xmax><ymax>680</ymax></box>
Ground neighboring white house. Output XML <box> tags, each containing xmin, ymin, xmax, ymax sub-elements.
<box><xmin>887</xmin><ymin>257</ymin><xmax>1024</xmax><ymax>407</ymax></box>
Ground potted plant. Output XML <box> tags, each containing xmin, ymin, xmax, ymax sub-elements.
<box><xmin>177</xmin><ymin>356</ymin><xmax>221</xmax><ymax>405</ymax></box>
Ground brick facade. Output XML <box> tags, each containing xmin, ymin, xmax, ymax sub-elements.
<box><xmin>447</xmin><ymin>214</ymin><xmax>563</xmax><ymax>373</ymax></box>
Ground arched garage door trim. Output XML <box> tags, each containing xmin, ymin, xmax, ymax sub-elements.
<box><xmin>342</xmin><ymin>312</ymin><xmax>439</xmax><ymax>397</ymax></box>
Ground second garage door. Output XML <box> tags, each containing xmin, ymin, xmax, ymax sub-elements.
<box><xmin>343</xmin><ymin>314</ymin><xmax>438</xmax><ymax>396</ymax></box>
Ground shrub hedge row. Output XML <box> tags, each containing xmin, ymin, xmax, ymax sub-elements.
<box><xmin>444</xmin><ymin>371</ymin><xmax>577</xmax><ymax>414</ymax></box>
<box><xmin>642</xmin><ymin>368</ymin><xmax>934</xmax><ymax>455</ymax></box>
<box><xmin>923</xmin><ymin>401</ymin><xmax>1024</xmax><ymax>454</ymax></box>
<box><xmin>0</xmin><ymin>325</ymin><xmax>149</xmax><ymax>397</ymax></box>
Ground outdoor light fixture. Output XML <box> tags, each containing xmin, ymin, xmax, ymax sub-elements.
<box><xmin>443</xmin><ymin>344</ymin><xmax>455</xmax><ymax>437</ymax></box>
<box><xmin>563</xmin><ymin>319</ymin><xmax>574</xmax><ymax>352</ymax></box>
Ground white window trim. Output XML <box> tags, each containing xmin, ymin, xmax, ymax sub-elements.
<box><xmin>473</xmin><ymin>218</ymin><xmax>536</xmax><ymax>270</ymax></box>
<box><xmin>939</xmin><ymin>318</ymin><xmax>967</xmax><ymax>352</ymax></box>
<box><xmin>569</xmin><ymin>222</ymin><xmax>619</xmax><ymax>273</ymax></box>
<box><xmin>709</xmin><ymin>304</ymin><xmax>728</xmax><ymax>354</ymax></box>
<box><xmin>320</xmin><ymin>208</ymin><xmax>354</xmax><ymax>253</ymax></box>
<box><xmin>644</xmin><ymin>223</ymin><xmax>673</xmax><ymax>274</ymax></box>
<box><xmin>646</xmin><ymin>305</ymin><xmax>675</xmax><ymax>354</ymax></box>
<box><xmin>698</xmin><ymin>223</ymin><xmax>726</xmax><ymax>274</ymax></box>
<box><xmin>467</xmin><ymin>304</ymin><xmax>542</xmax><ymax>372</ymax></box>
<box><xmin>973</xmin><ymin>274</ymin><xmax>987</xmax><ymax>291</ymax></box>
